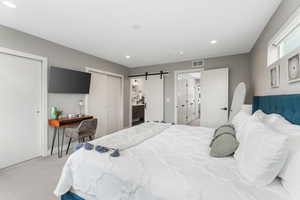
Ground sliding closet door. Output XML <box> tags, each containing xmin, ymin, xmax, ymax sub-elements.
<box><xmin>106</xmin><ymin>76</ymin><xmax>122</xmax><ymax>133</ymax></box>
<box><xmin>88</xmin><ymin>73</ymin><xmax>108</xmax><ymax>138</ymax></box>
<box><xmin>88</xmin><ymin>72</ymin><xmax>123</xmax><ymax>138</ymax></box>
<box><xmin>144</xmin><ymin>76</ymin><xmax>164</xmax><ymax>122</ymax></box>
<box><xmin>0</xmin><ymin>53</ymin><xmax>42</xmax><ymax>168</ymax></box>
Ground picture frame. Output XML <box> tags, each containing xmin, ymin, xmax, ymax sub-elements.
<box><xmin>270</xmin><ymin>65</ymin><xmax>280</xmax><ymax>88</ymax></box>
<box><xmin>288</xmin><ymin>54</ymin><xmax>300</xmax><ymax>83</ymax></box>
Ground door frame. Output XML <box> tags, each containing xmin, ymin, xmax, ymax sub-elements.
<box><xmin>0</xmin><ymin>47</ymin><xmax>48</xmax><ymax>157</ymax></box>
<box><xmin>128</xmin><ymin>77</ymin><xmax>143</xmax><ymax>127</ymax></box>
<box><xmin>85</xmin><ymin>67</ymin><xmax>124</xmax><ymax>129</ymax></box>
<box><xmin>174</xmin><ymin>68</ymin><xmax>204</xmax><ymax>124</ymax></box>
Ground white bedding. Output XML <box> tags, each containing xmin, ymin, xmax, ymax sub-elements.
<box><xmin>55</xmin><ymin>124</ymin><xmax>291</xmax><ymax>200</ymax></box>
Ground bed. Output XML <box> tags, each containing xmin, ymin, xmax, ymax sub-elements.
<box><xmin>55</xmin><ymin>94</ymin><xmax>300</xmax><ymax>200</ymax></box>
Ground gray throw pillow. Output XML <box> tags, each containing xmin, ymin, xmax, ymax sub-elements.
<box><xmin>209</xmin><ymin>124</ymin><xmax>239</xmax><ymax>158</ymax></box>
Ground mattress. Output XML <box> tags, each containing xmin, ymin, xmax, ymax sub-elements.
<box><xmin>55</xmin><ymin>125</ymin><xmax>291</xmax><ymax>200</ymax></box>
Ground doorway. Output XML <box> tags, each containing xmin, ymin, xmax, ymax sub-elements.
<box><xmin>175</xmin><ymin>68</ymin><xmax>229</xmax><ymax>128</ymax></box>
<box><xmin>0</xmin><ymin>47</ymin><xmax>48</xmax><ymax>169</ymax></box>
<box><xmin>129</xmin><ymin>75</ymin><xmax>164</xmax><ymax>126</ymax></box>
<box><xmin>175</xmin><ymin>71</ymin><xmax>201</xmax><ymax>126</ymax></box>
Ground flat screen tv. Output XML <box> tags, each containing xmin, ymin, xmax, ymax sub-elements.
<box><xmin>49</xmin><ymin>67</ymin><xmax>91</xmax><ymax>94</ymax></box>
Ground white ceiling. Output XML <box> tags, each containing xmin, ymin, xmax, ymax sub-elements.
<box><xmin>0</xmin><ymin>0</ymin><xmax>281</xmax><ymax>68</ymax></box>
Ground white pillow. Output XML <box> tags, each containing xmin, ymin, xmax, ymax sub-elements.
<box><xmin>271</xmin><ymin>124</ymin><xmax>300</xmax><ymax>200</ymax></box>
<box><xmin>253</xmin><ymin>110</ymin><xmax>291</xmax><ymax>127</ymax></box>
<box><xmin>279</xmin><ymin>134</ymin><xmax>300</xmax><ymax>200</ymax></box>
<box><xmin>253</xmin><ymin>110</ymin><xmax>300</xmax><ymax>199</ymax></box>
<box><xmin>236</xmin><ymin>116</ymin><xmax>288</xmax><ymax>186</ymax></box>
<box><xmin>231</xmin><ymin>110</ymin><xmax>251</xmax><ymax>142</ymax></box>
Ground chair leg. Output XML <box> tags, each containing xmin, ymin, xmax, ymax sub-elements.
<box><xmin>66</xmin><ymin>138</ymin><xmax>72</xmax><ymax>155</ymax></box>
<box><xmin>89</xmin><ymin>136</ymin><xmax>93</xmax><ymax>141</ymax></box>
<box><xmin>82</xmin><ymin>137</ymin><xmax>85</xmax><ymax>142</ymax></box>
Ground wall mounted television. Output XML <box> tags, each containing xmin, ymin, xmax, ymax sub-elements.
<box><xmin>49</xmin><ymin>67</ymin><xmax>91</xmax><ymax>94</ymax></box>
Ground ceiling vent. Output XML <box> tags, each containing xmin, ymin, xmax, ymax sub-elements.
<box><xmin>192</xmin><ymin>60</ymin><xmax>205</xmax><ymax>68</ymax></box>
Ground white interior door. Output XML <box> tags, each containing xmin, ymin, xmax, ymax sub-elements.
<box><xmin>144</xmin><ymin>76</ymin><xmax>164</xmax><ymax>122</ymax></box>
<box><xmin>200</xmin><ymin>68</ymin><xmax>228</xmax><ymax>128</ymax></box>
<box><xmin>0</xmin><ymin>53</ymin><xmax>42</xmax><ymax>169</ymax></box>
<box><xmin>88</xmin><ymin>73</ymin><xmax>108</xmax><ymax>138</ymax></box>
<box><xmin>106</xmin><ymin>76</ymin><xmax>122</xmax><ymax>133</ymax></box>
<box><xmin>176</xmin><ymin>78</ymin><xmax>187</xmax><ymax>124</ymax></box>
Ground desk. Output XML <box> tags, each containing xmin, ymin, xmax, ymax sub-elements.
<box><xmin>48</xmin><ymin>116</ymin><xmax>93</xmax><ymax>157</ymax></box>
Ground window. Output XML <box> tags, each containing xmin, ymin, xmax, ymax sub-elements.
<box><xmin>268</xmin><ymin>7</ymin><xmax>300</xmax><ymax>66</ymax></box>
<box><xmin>279</xmin><ymin>25</ymin><xmax>300</xmax><ymax>57</ymax></box>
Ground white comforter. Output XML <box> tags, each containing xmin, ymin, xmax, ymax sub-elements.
<box><xmin>55</xmin><ymin>125</ymin><xmax>290</xmax><ymax>200</ymax></box>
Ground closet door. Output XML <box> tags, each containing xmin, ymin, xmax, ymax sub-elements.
<box><xmin>106</xmin><ymin>75</ymin><xmax>122</xmax><ymax>133</ymax></box>
<box><xmin>88</xmin><ymin>73</ymin><xmax>108</xmax><ymax>138</ymax></box>
<box><xmin>0</xmin><ymin>53</ymin><xmax>42</xmax><ymax>168</ymax></box>
<box><xmin>144</xmin><ymin>76</ymin><xmax>164</xmax><ymax>122</ymax></box>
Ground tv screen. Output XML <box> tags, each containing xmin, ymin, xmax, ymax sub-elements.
<box><xmin>49</xmin><ymin>67</ymin><xmax>91</xmax><ymax>94</ymax></box>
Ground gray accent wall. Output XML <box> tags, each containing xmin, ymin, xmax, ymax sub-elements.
<box><xmin>129</xmin><ymin>54</ymin><xmax>252</xmax><ymax>123</ymax></box>
<box><xmin>250</xmin><ymin>0</ymin><xmax>300</xmax><ymax>96</ymax></box>
<box><xmin>0</xmin><ymin>25</ymin><xmax>130</xmax><ymax>149</ymax></box>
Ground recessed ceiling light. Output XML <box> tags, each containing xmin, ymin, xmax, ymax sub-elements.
<box><xmin>2</xmin><ymin>1</ymin><xmax>16</xmax><ymax>8</ymax></box>
<box><xmin>125</xmin><ymin>55</ymin><xmax>131</xmax><ymax>59</ymax></box>
<box><xmin>210</xmin><ymin>40</ymin><xmax>217</xmax><ymax>44</ymax></box>
<box><xmin>179</xmin><ymin>51</ymin><xmax>184</xmax><ymax>55</ymax></box>
<box><xmin>132</xmin><ymin>24</ymin><xmax>141</xmax><ymax>30</ymax></box>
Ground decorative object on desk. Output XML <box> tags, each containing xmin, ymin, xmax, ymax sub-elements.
<box><xmin>55</xmin><ymin>110</ymin><xmax>63</xmax><ymax>119</ymax></box>
<box><xmin>288</xmin><ymin>54</ymin><xmax>300</xmax><ymax>83</ymax></box>
<box><xmin>50</xmin><ymin>107</ymin><xmax>57</xmax><ymax>119</ymax></box>
<box><xmin>270</xmin><ymin>65</ymin><xmax>280</xmax><ymax>88</ymax></box>
<box><xmin>68</xmin><ymin>113</ymin><xmax>76</xmax><ymax>118</ymax></box>
<box><xmin>79</xmin><ymin>100</ymin><xmax>84</xmax><ymax>115</ymax></box>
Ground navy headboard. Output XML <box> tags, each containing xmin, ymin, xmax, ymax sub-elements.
<box><xmin>253</xmin><ymin>94</ymin><xmax>300</xmax><ymax>125</ymax></box>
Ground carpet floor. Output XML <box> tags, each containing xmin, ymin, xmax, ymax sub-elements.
<box><xmin>0</xmin><ymin>154</ymin><xmax>68</xmax><ymax>200</ymax></box>
<box><xmin>188</xmin><ymin>118</ymin><xmax>201</xmax><ymax>126</ymax></box>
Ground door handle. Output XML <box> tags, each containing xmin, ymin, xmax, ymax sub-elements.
<box><xmin>220</xmin><ymin>107</ymin><xmax>228</xmax><ymax>111</ymax></box>
<box><xmin>181</xmin><ymin>105</ymin><xmax>185</xmax><ymax>107</ymax></box>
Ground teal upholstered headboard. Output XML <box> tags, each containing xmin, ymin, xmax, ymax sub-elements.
<box><xmin>253</xmin><ymin>94</ymin><xmax>300</xmax><ymax>125</ymax></box>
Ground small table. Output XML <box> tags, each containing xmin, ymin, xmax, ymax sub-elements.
<box><xmin>48</xmin><ymin>116</ymin><xmax>93</xmax><ymax>158</ymax></box>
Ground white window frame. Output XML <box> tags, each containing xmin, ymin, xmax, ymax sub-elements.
<box><xmin>268</xmin><ymin>6</ymin><xmax>300</xmax><ymax>66</ymax></box>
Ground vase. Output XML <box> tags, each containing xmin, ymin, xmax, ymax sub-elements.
<box><xmin>50</xmin><ymin>107</ymin><xmax>57</xmax><ymax>119</ymax></box>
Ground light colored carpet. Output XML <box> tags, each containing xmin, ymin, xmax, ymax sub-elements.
<box><xmin>0</xmin><ymin>155</ymin><xmax>68</xmax><ymax>200</ymax></box>
<box><xmin>188</xmin><ymin>118</ymin><xmax>200</xmax><ymax>126</ymax></box>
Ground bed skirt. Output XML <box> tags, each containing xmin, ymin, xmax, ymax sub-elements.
<box><xmin>61</xmin><ymin>192</ymin><xmax>84</xmax><ymax>200</ymax></box>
